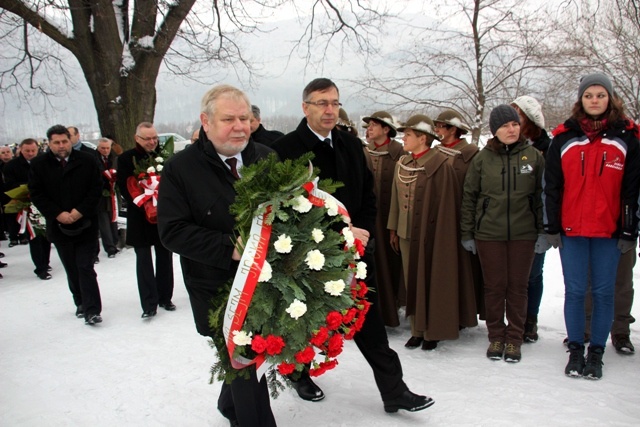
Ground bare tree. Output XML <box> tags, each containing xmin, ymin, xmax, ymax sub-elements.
<box><xmin>350</xmin><ymin>0</ymin><xmax>552</xmax><ymax>144</ymax></box>
<box><xmin>0</xmin><ymin>0</ymin><xmax>387</xmax><ymax>148</ymax></box>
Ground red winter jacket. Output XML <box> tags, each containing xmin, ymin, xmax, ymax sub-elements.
<box><xmin>543</xmin><ymin>118</ymin><xmax>640</xmax><ymax>240</ymax></box>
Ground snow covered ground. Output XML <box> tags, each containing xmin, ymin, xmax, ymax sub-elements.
<box><xmin>1</xmin><ymin>242</ymin><xmax>639</xmax><ymax>426</ymax></box>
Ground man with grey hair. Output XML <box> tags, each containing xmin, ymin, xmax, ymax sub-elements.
<box><xmin>117</xmin><ymin>122</ymin><xmax>175</xmax><ymax>319</ymax></box>
<box><xmin>158</xmin><ymin>84</ymin><xmax>276</xmax><ymax>427</ymax></box>
<box><xmin>249</xmin><ymin>104</ymin><xmax>284</xmax><ymax>148</ymax></box>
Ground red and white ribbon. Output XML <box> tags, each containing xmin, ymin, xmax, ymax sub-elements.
<box><xmin>302</xmin><ymin>177</ymin><xmax>351</xmax><ymax>224</ymax></box>
<box><xmin>132</xmin><ymin>174</ymin><xmax>160</xmax><ymax>208</ymax></box>
<box><xmin>16</xmin><ymin>208</ymin><xmax>36</xmax><ymax>240</ymax></box>
<box><xmin>103</xmin><ymin>169</ymin><xmax>118</xmax><ymax>222</ymax></box>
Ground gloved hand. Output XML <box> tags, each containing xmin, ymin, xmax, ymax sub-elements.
<box><xmin>534</xmin><ymin>234</ymin><xmax>552</xmax><ymax>254</ymax></box>
<box><xmin>545</xmin><ymin>233</ymin><xmax>562</xmax><ymax>249</ymax></box>
<box><xmin>461</xmin><ymin>239</ymin><xmax>476</xmax><ymax>255</ymax></box>
<box><xmin>617</xmin><ymin>238</ymin><xmax>636</xmax><ymax>254</ymax></box>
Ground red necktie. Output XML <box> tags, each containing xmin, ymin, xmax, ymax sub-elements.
<box><xmin>60</xmin><ymin>159</ymin><xmax>67</xmax><ymax>168</ymax></box>
<box><xmin>225</xmin><ymin>158</ymin><xmax>240</xmax><ymax>179</ymax></box>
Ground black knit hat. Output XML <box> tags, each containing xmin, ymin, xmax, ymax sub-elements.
<box><xmin>578</xmin><ymin>73</ymin><xmax>613</xmax><ymax>99</ymax></box>
<box><xmin>489</xmin><ymin>105</ymin><xmax>520</xmax><ymax>135</ymax></box>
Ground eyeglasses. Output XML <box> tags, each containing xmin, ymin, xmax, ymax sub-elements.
<box><xmin>434</xmin><ymin>123</ymin><xmax>451</xmax><ymax>129</ymax></box>
<box><xmin>136</xmin><ymin>135</ymin><xmax>159</xmax><ymax>142</ymax></box>
<box><xmin>305</xmin><ymin>100</ymin><xmax>342</xmax><ymax>109</ymax></box>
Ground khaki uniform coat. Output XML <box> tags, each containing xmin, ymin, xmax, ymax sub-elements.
<box><xmin>437</xmin><ymin>140</ymin><xmax>484</xmax><ymax>321</ymax></box>
<box><xmin>365</xmin><ymin>139</ymin><xmax>405</xmax><ymax>326</ymax></box>
<box><xmin>388</xmin><ymin>149</ymin><xmax>465</xmax><ymax>340</ymax></box>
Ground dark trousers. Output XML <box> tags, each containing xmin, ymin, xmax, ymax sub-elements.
<box><xmin>134</xmin><ymin>245</ymin><xmax>174</xmax><ymax>311</ymax></box>
<box><xmin>477</xmin><ymin>240</ymin><xmax>535</xmax><ymax>345</ymax></box>
<box><xmin>29</xmin><ymin>235</ymin><xmax>51</xmax><ymax>275</ymax></box>
<box><xmin>6</xmin><ymin>213</ymin><xmax>26</xmax><ymax>241</ymax></box>
<box><xmin>97</xmin><ymin>210</ymin><xmax>119</xmax><ymax>255</ymax></box>
<box><xmin>352</xmin><ymin>249</ymin><xmax>407</xmax><ymax>401</ymax></box>
<box><xmin>55</xmin><ymin>238</ymin><xmax>102</xmax><ymax>316</ymax></box>
<box><xmin>527</xmin><ymin>252</ymin><xmax>546</xmax><ymax>317</ymax></box>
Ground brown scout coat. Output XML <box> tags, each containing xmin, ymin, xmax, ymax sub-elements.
<box><xmin>364</xmin><ymin>139</ymin><xmax>405</xmax><ymax>327</ymax></box>
<box><xmin>437</xmin><ymin>140</ymin><xmax>485</xmax><ymax>322</ymax></box>
<box><xmin>388</xmin><ymin>149</ymin><xmax>464</xmax><ymax>340</ymax></box>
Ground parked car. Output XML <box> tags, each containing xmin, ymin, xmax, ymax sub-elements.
<box><xmin>81</xmin><ymin>141</ymin><xmax>97</xmax><ymax>150</ymax></box>
<box><xmin>158</xmin><ymin>133</ymin><xmax>189</xmax><ymax>152</ymax></box>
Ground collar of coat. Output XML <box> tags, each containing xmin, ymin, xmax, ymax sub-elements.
<box><xmin>553</xmin><ymin>117</ymin><xmax>637</xmax><ymax>139</ymax></box>
<box><xmin>399</xmin><ymin>150</ymin><xmax>448</xmax><ymax>178</ymax></box>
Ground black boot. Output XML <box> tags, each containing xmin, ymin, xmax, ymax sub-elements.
<box><xmin>523</xmin><ymin>315</ymin><xmax>538</xmax><ymax>343</ymax></box>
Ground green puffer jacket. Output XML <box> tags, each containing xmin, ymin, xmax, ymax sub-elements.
<box><xmin>460</xmin><ymin>137</ymin><xmax>544</xmax><ymax>241</ymax></box>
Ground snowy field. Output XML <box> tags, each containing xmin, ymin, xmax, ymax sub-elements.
<box><xmin>1</xmin><ymin>242</ymin><xmax>639</xmax><ymax>426</ymax></box>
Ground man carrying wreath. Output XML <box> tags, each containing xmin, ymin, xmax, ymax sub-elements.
<box><xmin>271</xmin><ymin>78</ymin><xmax>434</xmax><ymax>413</ymax></box>
<box><xmin>158</xmin><ymin>85</ymin><xmax>276</xmax><ymax>426</ymax></box>
<box><xmin>117</xmin><ymin>122</ymin><xmax>175</xmax><ymax>319</ymax></box>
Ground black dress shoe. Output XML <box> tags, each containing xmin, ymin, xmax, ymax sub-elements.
<box><xmin>37</xmin><ymin>272</ymin><xmax>52</xmax><ymax>280</ymax></box>
<box><xmin>142</xmin><ymin>310</ymin><xmax>157</xmax><ymax>318</ymax></box>
<box><xmin>8</xmin><ymin>240</ymin><xmax>18</xmax><ymax>247</ymax></box>
<box><xmin>19</xmin><ymin>238</ymin><xmax>29</xmax><ymax>245</ymax></box>
<box><xmin>75</xmin><ymin>305</ymin><xmax>85</xmax><ymax>318</ymax></box>
<box><xmin>0</xmin><ymin>252</ymin><xmax>5</xmax><ymax>258</ymax></box>
<box><xmin>383</xmin><ymin>390</ymin><xmax>435</xmax><ymax>413</ymax></box>
<box><xmin>422</xmin><ymin>340</ymin><xmax>439</xmax><ymax>351</ymax></box>
<box><xmin>85</xmin><ymin>314</ymin><xmax>103</xmax><ymax>325</ymax></box>
<box><xmin>159</xmin><ymin>302</ymin><xmax>176</xmax><ymax>311</ymax></box>
<box><xmin>291</xmin><ymin>374</ymin><xmax>325</xmax><ymax>401</ymax></box>
<box><xmin>0</xmin><ymin>261</ymin><xmax>7</xmax><ymax>268</ymax></box>
<box><xmin>405</xmin><ymin>336</ymin><xmax>424</xmax><ymax>349</ymax></box>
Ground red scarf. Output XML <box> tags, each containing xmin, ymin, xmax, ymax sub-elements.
<box><xmin>374</xmin><ymin>138</ymin><xmax>390</xmax><ymax>149</ymax></box>
<box><xmin>579</xmin><ymin>118</ymin><xmax>607</xmax><ymax>142</ymax></box>
<box><xmin>442</xmin><ymin>138</ymin><xmax>461</xmax><ymax>148</ymax></box>
<box><xmin>412</xmin><ymin>148</ymin><xmax>430</xmax><ymax>160</ymax></box>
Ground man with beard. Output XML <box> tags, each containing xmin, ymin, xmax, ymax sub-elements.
<box><xmin>158</xmin><ymin>85</ymin><xmax>276</xmax><ymax>426</ymax></box>
<box><xmin>271</xmin><ymin>78</ymin><xmax>434</xmax><ymax>413</ymax></box>
<box><xmin>29</xmin><ymin>125</ymin><xmax>103</xmax><ymax>324</ymax></box>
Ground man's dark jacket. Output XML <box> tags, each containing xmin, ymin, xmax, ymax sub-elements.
<box><xmin>251</xmin><ymin>123</ymin><xmax>284</xmax><ymax>148</ymax></box>
<box><xmin>117</xmin><ymin>144</ymin><xmax>162</xmax><ymax>247</ymax></box>
<box><xmin>3</xmin><ymin>154</ymin><xmax>33</xmax><ymax>191</ymax></box>
<box><xmin>157</xmin><ymin>137</ymin><xmax>274</xmax><ymax>336</ymax></box>
<box><xmin>28</xmin><ymin>150</ymin><xmax>102</xmax><ymax>244</ymax></box>
<box><xmin>272</xmin><ymin>118</ymin><xmax>377</xmax><ymax>233</ymax></box>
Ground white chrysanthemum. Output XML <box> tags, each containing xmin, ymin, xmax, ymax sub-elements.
<box><xmin>258</xmin><ymin>260</ymin><xmax>272</xmax><ymax>282</ymax></box>
<box><xmin>325</xmin><ymin>198</ymin><xmax>339</xmax><ymax>216</ymax></box>
<box><xmin>342</xmin><ymin>227</ymin><xmax>355</xmax><ymax>247</ymax></box>
<box><xmin>147</xmin><ymin>166</ymin><xmax>156</xmax><ymax>173</ymax></box>
<box><xmin>155</xmin><ymin>157</ymin><xmax>164</xmax><ymax>163</ymax></box>
<box><xmin>292</xmin><ymin>195</ymin><xmax>313</xmax><ymax>213</ymax></box>
<box><xmin>311</xmin><ymin>228</ymin><xmax>324</xmax><ymax>243</ymax></box>
<box><xmin>274</xmin><ymin>234</ymin><xmax>293</xmax><ymax>253</ymax></box>
<box><xmin>324</xmin><ymin>279</ymin><xmax>346</xmax><ymax>296</ymax></box>
<box><xmin>305</xmin><ymin>249</ymin><xmax>325</xmax><ymax>270</ymax></box>
<box><xmin>285</xmin><ymin>299</ymin><xmax>307</xmax><ymax>319</ymax></box>
<box><xmin>355</xmin><ymin>261</ymin><xmax>367</xmax><ymax>279</ymax></box>
<box><xmin>156</xmin><ymin>164</ymin><xmax>164</xmax><ymax>172</ymax></box>
<box><xmin>232</xmin><ymin>330</ymin><xmax>252</xmax><ymax>346</ymax></box>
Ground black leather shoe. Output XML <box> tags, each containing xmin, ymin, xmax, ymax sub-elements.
<box><xmin>75</xmin><ymin>305</ymin><xmax>85</xmax><ymax>318</ymax></box>
<box><xmin>0</xmin><ymin>261</ymin><xmax>7</xmax><ymax>268</ymax></box>
<box><xmin>19</xmin><ymin>238</ymin><xmax>29</xmax><ymax>245</ymax></box>
<box><xmin>384</xmin><ymin>390</ymin><xmax>434</xmax><ymax>413</ymax></box>
<box><xmin>405</xmin><ymin>336</ymin><xmax>423</xmax><ymax>349</ymax></box>
<box><xmin>142</xmin><ymin>310</ymin><xmax>157</xmax><ymax>318</ymax></box>
<box><xmin>85</xmin><ymin>314</ymin><xmax>103</xmax><ymax>325</ymax></box>
<box><xmin>37</xmin><ymin>272</ymin><xmax>52</xmax><ymax>280</ymax></box>
<box><xmin>422</xmin><ymin>340</ymin><xmax>439</xmax><ymax>351</ymax></box>
<box><xmin>8</xmin><ymin>240</ymin><xmax>18</xmax><ymax>247</ymax></box>
<box><xmin>159</xmin><ymin>302</ymin><xmax>176</xmax><ymax>311</ymax></box>
<box><xmin>0</xmin><ymin>252</ymin><xmax>5</xmax><ymax>258</ymax></box>
<box><xmin>291</xmin><ymin>374</ymin><xmax>325</xmax><ymax>401</ymax></box>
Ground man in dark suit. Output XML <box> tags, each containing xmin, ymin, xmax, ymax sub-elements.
<box><xmin>158</xmin><ymin>85</ymin><xmax>276</xmax><ymax>426</ymax></box>
<box><xmin>117</xmin><ymin>122</ymin><xmax>175</xmax><ymax>319</ymax></box>
<box><xmin>95</xmin><ymin>138</ymin><xmax>120</xmax><ymax>258</ymax></box>
<box><xmin>271</xmin><ymin>78</ymin><xmax>434</xmax><ymax>413</ymax></box>
<box><xmin>3</xmin><ymin>138</ymin><xmax>52</xmax><ymax>279</ymax></box>
<box><xmin>29</xmin><ymin>125</ymin><xmax>103</xmax><ymax>325</ymax></box>
<box><xmin>249</xmin><ymin>105</ymin><xmax>284</xmax><ymax>148</ymax></box>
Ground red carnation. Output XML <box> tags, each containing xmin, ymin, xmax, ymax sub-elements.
<box><xmin>344</xmin><ymin>327</ymin><xmax>357</xmax><ymax>340</ymax></box>
<box><xmin>357</xmin><ymin>281</ymin><xmax>368</xmax><ymax>298</ymax></box>
<box><xmin>310</xmin><ymin>327</ymin><xmax>329</xmax><ymax>347</ymax></box>
<box><xmin>327</xmin><ymin>333</ymin><xmax>344</xmax><ymax>357</ymax></box>
<box><xmin>354</xmin><ymin>239</ymin><xmax>365</xmax><ymax>256</ymax></box>
<box><xmin>342</xmin><ymin>308</ymin><xmax>357</xmax><ymax>324</ymax></box>
<box><xmin>265</xmin><ymin>335</ymin><xmax>285</xmax><ymax>356</ymax></box>
<box><xmin>251</xmin><ymin>334</ymin><xmax>267</xmax><ymax>353</ymax></box>
<box><xmin>277</xmin><ymin>362</ymin><xmax>296</xmax><ymax>376</ymax></box>
<box><xmin>310</xmin><ymin>359</ymin><xmax>339</xmax><ymax>376</ymax></box>
<box><xmin>360</xmin><ymin>299</ymin><xmax>371</xmax><ymax>315</ymax></box>
<box><xmin>295</xmin><ymin>346</ymin><xmax>316</xmax><ymax>364</ymax></box>
<box><xmin>326</xmin><ymin>311</ymin><xmax>343</xmax><ymax>330</ymax></box>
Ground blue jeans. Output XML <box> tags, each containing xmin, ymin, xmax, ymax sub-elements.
<box><xmin>559</xmin><ymin>236</ymin><xmax>619</xmax><ymax>347</ymax></box>
<box><xmin>527</xmin><ymin>252</ymin><xmax>546</xmax><ymax>317</ymax></box>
